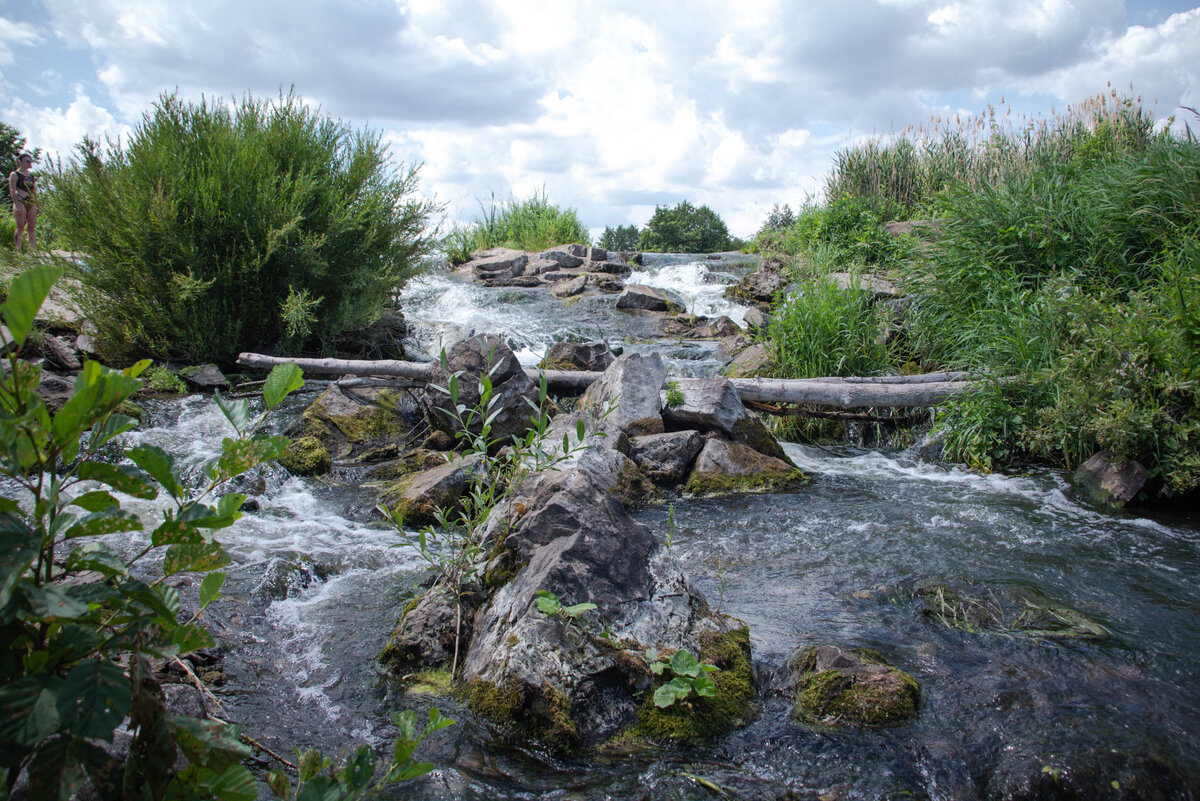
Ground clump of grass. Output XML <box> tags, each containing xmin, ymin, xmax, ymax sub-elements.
<box><xmin>443</xmin><ymin>189</ymin><xmax>590</xmax><ymax>264</ymax></box>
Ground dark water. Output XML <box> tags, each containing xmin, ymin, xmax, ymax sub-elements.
<box><xmin>102</xmin><ymin>256</ymin><xmax>1200</xmax><ymax>799</ymax></box>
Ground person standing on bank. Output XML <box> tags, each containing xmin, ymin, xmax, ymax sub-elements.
<box><xmin>9</xmin><ymin>152</ymin><xmax>39</xmax><ymax>251</ymax></box>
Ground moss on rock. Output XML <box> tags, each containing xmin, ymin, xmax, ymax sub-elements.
<box><xmin>684</xmin><ymin>467</ymin><xmax>806</xmax><ymax>497</ymax></box>
<box><xmin>791</xmin><ymin>646</ymin><xmax>919</xmax><ymax>727</ymax></box>
<box><xmin>464</xmin><ymin>679</ymin><xmax>580</xmax><ymax>752</ymax></box>
<box><xmin>631</xmin><ymin>626</ymin><xmax>757</xmax><ymax>744</ymax></box>
<box><xmin>279</xmin><ymin>435</ymin><xmax>332</xmax><ymax>476</ymax></box>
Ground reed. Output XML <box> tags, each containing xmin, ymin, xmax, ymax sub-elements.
<box><xmin>443</xmin><ymin>189</ymin><xmax>589</xmax><ymax>264</ymax></box>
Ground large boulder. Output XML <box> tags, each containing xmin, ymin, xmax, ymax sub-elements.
<box><xmin>1075</xmin><ymin>450</ymin><xmax>1147</xmax><ymax>507</ymax></box>
<box><xmin>289</xmin><ymin>385</ymin><xmax>414</xmax><ymax>463</ymax></box>
<box><xmin>379</xmin><ymin>586</ymin><xmax>466</xmax><ymax>673</ymax></box>
<box><xmin>542</xmin><ymin>411</ymin><xmax>655</xmax><ymax>507</ymax></box>
<box><xmin>829</xmin><ymin>272</ymin><xmax>900</xmax><ymax>302</ymax></box>
<box><xmin>334</xmin><ymin>309</ymin><xmax>408</xmax><ymax>359</ymax></box>
<box><xmin>178</xmin><ymin>363</ymin><xmax>227</xmax><ymax>391</ymax></box>
<box><xmin>725</xmin><ymin>342</ymin><xmax>771</xmax><ymax>378</ymax></box>
<box><xmin>790</xmin><ymin>645</ymin><xmax>919</xmax><ymax>727</ymax></box>
<box><xmin>630</xmin><ymin>430</ymin><xmax>705</xmax><ymax>487</ymax></box>
<box><xmin>422</xmin><ymin>334</ymin><xmax>539</xmax><ymax>444</ymax></box>
<box><xmin>662</xmin><ymin>377</ymin><xmax>789</xmax><ymax>461</ymax></box>
<box><xmin>376</xmin><ymin>457</ymin><xmax>477</xmax><ymax>526</ymax></box>
<box><xmin>461</xmin><ymin>469</ymin><xmax>755</xmax><ymax>749</ymax></box>
<box><xmin>539</xmin><ymin>341</ymin><xmax>616</xmax><ymax>372</ymax></box>
<box><xmin>578</xmin><ymin>352</ymin><xmax>667</xmax><ymax>437</ymax></box>
<box><xmin>684</xmin><ymin>438</ymin><xmax>806</xmax><ymax>496</ymax></box>
<box><xmin>616</xmin><ymin>284</ymin><xmax>677</xmax><ymax>313</ymax></box>
<box><xmin>35</xmin><ymin>333</ymin><xmax>81</xmax><ymax>371</ymax></box>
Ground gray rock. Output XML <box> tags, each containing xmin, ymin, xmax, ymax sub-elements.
<box><xmin>1075</xmin><ymin>451</ymin><xmax>1148</xmax><ymax>507</ymax></box>
<box><xmin>38</xmin><ymin>373</ymin><xmax>74</xmax><ymax>412</ymax></box>
<box><xmin>579</xmin><ymin>352</ymin><xmax>667</xmax><ymax>436</ymax></box>
<box><xmin>541</xmin><ymin>269</ymin><xmax>584</xmax><ymax>282</ymax></box>
<box><xmin>162</xmin><ymin>683</ymin><xmax>207</xmax><ymax>719</ymax></box>
<box><xmin>725</xmin><ymin>265</ymin><xmax>789</xmax><ymax>305</ymax></box>
<box><xmin>540</xmin><ymin>341</ymin><xmax>616</xmax><ymax>372</ymax></box>
<box><xmin>380</xmin><ymin>586</ymin><xmax>464</xmax><ymax>672</ymax></box>
<box><xmin>377</xmin><ymin>457</ymin><xmax>475</xmax><ymax>526</ymax></box>
<box><xmin>725</xmin><ymin>342</ymin><xmax>771</xmax><ymax>378</ymax></box>
<box><xmin>539</xmin><ymin>248</ymin><xmax>585</xmax><ymax>268</ymax></box>
<box><xmin>179</xmin><ymin>363</ymin><xmax>227</xmax><ymax>391</ymax></box>
<box><xmin>590</xmin><ymin>259</ymin><xmax>633</xmax><ymax>276</ymax></box>
<box><xmin>616</xmin><ymin>284</ymin><xmax>675</xmax><ymax>312</ymax></box>
<box><xmin>468</xmin><ymin>248</ymin><xmax>528</xmax><ymax>280</ymax></box>
<box><xmin>829</xmin><ymin>272</ymin><xmax>900</xmax><ymax>301</ymax></box>
<box><xmin>662</xmin><ymin>377</ymin><xmax>788</xmax><ymax>461</ymax></box>
<box><xmin>526</xmin><ymin>257</ymin><xmax>560</xmax><ymax>275</ymax></box>
<box><xmin>74</xmin><ymin>334</ymin><xmax>98</xmax><ymax>356</ymax></box>
<box><xmin>38</xmin><ymin>333</ymin><xmax>81</xmax><ymax>371</ymax></box>
<box><xmin>551</xmin><ymin>274</ymin><xmax>588</xmax><ymax>298</ymax></box>
<box><xmin>885</xmin><ymin>219</ymin><xmax>943</xmax><ymax>237</ymax></box>
<box><xmin>567</xmin><ymin>244</ymin><xmax>607</xmax><ymax>261</ymax></box>
<box><xmin>631</xmin><ymin>430</ymin><xmax>704</xmax><ymax>486</ymax></box>
<box><xmin>685</xmin><ymin>438</ymin><xmax>805</xmax><ymax>496</ymax></box>
<box><xmin>741</xmin><ymin>306</ymin><xmax>769</xmax><ymax>334</ymax></box>
<box><xmin>423</xmin><ymin>334</ymin><xmax>539</xmax><ymax>444</ymax></box>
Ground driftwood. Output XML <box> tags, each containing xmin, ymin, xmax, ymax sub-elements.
<box><xmin>237</xmin><ymin>352</ymin><xmax>981</xmax><ymax>409</ymax></box>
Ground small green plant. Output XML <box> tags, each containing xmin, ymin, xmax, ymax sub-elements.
<box><xmin>664</xmin><ymin>381</ymin><xmax>685</xmax><ymax>408</ymax></box>
<box><xmin>267</xmin><ymin>709</ymin><xmax>453</xmax><ymax>800</ymax></box>
<box><xmin>144</xmin><ymin>364</ymin><xmax>187</xmax><ymax>394</ymax></box>
<box><xmin>646</xmin><ymin>648</ymin><xmax>720</xmax><ymax>708</ymax></box>
<box><xmin>534</xmin><ymin>589</ymin><xmax>597</xmax><ymax>643</ymax></box>
<box><xmin>664</xmin><ymin>503</ymin><xmax>676</xmax><ymax>553</ymax></box>
<box><xmin>279</xmin><ymin>284</ymin><xmax>323</xmax><ymax>344</ymax></box>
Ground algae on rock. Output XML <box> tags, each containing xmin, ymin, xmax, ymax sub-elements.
<box><xmin>790</xmin><ymin>645</ymin><xmax>919</xmax><ymax>727</ymax></box>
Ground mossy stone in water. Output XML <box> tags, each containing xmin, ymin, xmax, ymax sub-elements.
<box><xmin>279</xmin><ymin>435</ymin><xmax>331</xmax><ymax>476</ymax></box>
<box><xmin>631</xmin><ymin>626</ymin><xmax>757</xmax><ymax>744</ymax></box>
<box><xmin>464</xmin><ymin>679</ymin><xmax>579</xmax><ymax>752</ymax></box>
<box><xmin>790</xmin><ymin>645</ymin><xmax>919</xmax><ymax>727</ymax></box>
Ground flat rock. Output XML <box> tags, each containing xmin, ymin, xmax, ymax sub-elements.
<box><xmin>616</xmin><ymin>284</ymin><xmax>675</xmax><ymax>312</ymax></box>
<box><xmin>829</xmin><ymin>272</ymin><xmax>900</xmax><ymax>300</ymax></box>
<box><xmin>538</xmin><ymin>248</ymin><xmax>585</xmax><ymax>268</ymax></box>
<box><xmin>550</xmin><ymin>274</ymin><xmax>588</xmax><ymax>298</ymax></box>
<box><xmin>179</xmin><ymin>363</ymin><xmax>227</xmax><ymax>390</ymax></box>
<box><xmin>469</xmin><ymin>248</ymin><xmax>528</xmax><ymax>281</ymax></box>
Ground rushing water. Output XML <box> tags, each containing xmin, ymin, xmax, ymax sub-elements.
<box><xmin>109</xmin><ymin>255</ymin><xmax>1199</xmax><ymax>799</ymax></box>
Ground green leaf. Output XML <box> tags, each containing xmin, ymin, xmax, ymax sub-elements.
<box><xmin>191</xmin><ymin>764</ymin><xmax>258</xmax><ymax>801</ymax></box>
<box><xmin>68</xmin><ymin>490</ymin><xmax>120</xmax><ymax>512</ymax></box>
<box><xmin>27</xmin><ymin>734</ymin><xmax>86</xmax><ymax>801</ymax></box>
<box><xmin>653</xmin><ymin>682</ymin><xmax>682</xmax><ymax>708</ymax></box>
<box><xmin>88</xmin><ymin>413</ymin><xmax>138</xmax><ymax>450</ymax></box>
<box><xmin>150</xmin><ymin>515</ymin><xmax>205</xmax><ymax>547</ymax></box>
<box><xmin>669</xmin><ymin>649</ymin><xmax>702</xmax><ymax>678</ymax></box>
<box><xmin>64</xmin><ymin>508</ymin><xmax>142</xmax><ymax>539</ymax></box>
<box><xmin>163</xmin><ymin>543</ymin><xmax>229</xmax><ymax>576</ymax></box>
<box><xmin>125</xmin><ymin>358</ymin><xmax>152</xmax><ymax>379</ymax></box>
<box><xmin>26</xmin><ymin>584</ymin><xmax>89</xmax><ymax>619</ymax></box>
<box><xmin>1</xmin><ymin>264</ymin><xmax>63</xmax><ymax>348</ymax></box>
<box><xmin>0</xmin><ymin>514</ymin><xmax>39</xmax><ymax>609</ymax></box>
<box><xmin>172</xmin><ymin>716</ymin><xmax>251</xmax><ymax>767</ymax></box>
<box><xmin>337</xmin><ymin>745</ymin><xmax>375</xmax><ymax>792</ymax></box>
<box><xmin>171</xmin><ymin>622</ymin><xmax>215</xmax><ymax>653</ymax></box>
<box><xmin>57</xmin><ymin>660</ymin><xmax>131</xmax><ymax>741</ymax></box>
<box><xmin>214</xmin><ymin>392</ymin><xmax>251</xmax><ymax>435</ymax></box>
<box><xmin>534</xmin><ymin>590</ymin><xmax>560</xmax><ymax>616</ymax></box>
<box><xmin>0</xmin><ymin>676</ymin><xmax>61</xmax><ymax>747</ymax></box>
<box><xmin>211</xmin><ymin>435</ymin><xmax>289</xmax><ymax>479</ymax></box>
<box><xmin>198</xmin><ymin>571</ymin><xmax>226</xmax><ymax>610</ymax></box>
<box><xmin>63</xmin><ymin>542</ymin><xmax>128</xmax><ymax>577</ymax></box>
<box><xmin>296</xmin><ymin>775</ymin><xmax>342</xmax><ymax>801</ymax></box>
<box><xmin>263</xmin><ymin>363</ymin><xmax>304</xmax><ymax>409</ymax></box>
<box><xmin>267</xmin><ymin>768</ymin><xmax>291</xmax><ymax>799</ymax></box>
<box><xmin>76</xmin><ymin>462</ymin><xmax>157</xmax><ymax>499</ymax></box>
<box><xmin>562</xmin><ymin>602</ymin><xmax>597</xmax><ymax>618</ymax></box>
<box><xmin>127</xmin><ymin>444</ymin><xmax>184</xmax><ymax>499</ymax></box>
<box><xmin>693</xmin><ymin>674</ymin><xmax>718</xmax><ymax>697</ymax></box>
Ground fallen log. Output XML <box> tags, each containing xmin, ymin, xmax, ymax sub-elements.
<box><xmin>236</xmin><ymin>352</ymin><xmax>980</xmax><ymax>408</ymax></box>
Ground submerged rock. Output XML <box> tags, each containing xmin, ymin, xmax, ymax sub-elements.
<box><xmin>985</xmin><ymin>746</ymin><xmax>1194</xmax><ymax>801</ymax></box>
<box><xmin>915</xmin><ymin>581</ymin><xmax>1109</xmax><ymax>640</ymax></box>
<box><xmin>790</xmin><ymin>645</ymin><xmax>919</xmax><ymax>727</ymax></box>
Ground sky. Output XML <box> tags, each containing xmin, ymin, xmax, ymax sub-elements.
<box><xmin>1</xmin><ymin>1</ymin><xmax>1198</xmax><ymax>239</ymax></box>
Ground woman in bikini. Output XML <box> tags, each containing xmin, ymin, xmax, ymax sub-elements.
<box><xmin>9</xmin><ymin>152</ymin><xmax>38</xmax><ymax>251</ymax></box>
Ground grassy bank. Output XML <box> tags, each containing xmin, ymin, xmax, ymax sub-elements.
<box><xmin>755</xmin><ymin>91</ymin><xmax>1200</xmax><ymax>498</ymax></box>
<box><xmin>443</xmin><ymin>190</ymin><xmax>590</xmax><ymax>264</ymax></box>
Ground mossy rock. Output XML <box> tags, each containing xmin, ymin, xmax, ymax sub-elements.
<box><xmin>630</xmin><ymin>626</ymin><xmax>757</xmax><ymax>744</ymax></box>
<box><xmin>790</xmin><ymin>645</ymin><xmax>918</xmax><ymax>727</ymax></box>
<box><xmin>915</xmin><ymin>581</ymin><xmax>1109</xmax><ymax>640</ymax></box>
<box><xmin>115</xmin><ymin>400</ymin><xmax>147</xmax><ymax>425</ymax></box>
<box><xmin>279</xmin><ymin>435</ymin><xmax>332</xmax><ymax>476</ymax></box>
<box><xmin>295</xmin><ymin>387</ymin><xmax>411</xmax><ymax>461</ymax></box>
<box><xmin>464</xmin><ymin>679</ymin><xmax>579</xmax><ymax>752</ymax></box>
<box><xmin>683</xmin><ymin>439</ymin><xmax>806</xmax><ymax>497</ymax></box>
<box><xmin>368</xmin><ymin>449</ymin><xmax>449</xmax><ymax>481</ymax></box>
<box><xmin>684</xmin><ymin>467</ymin><xmax>806</xmax><ymax>497</ymax></box>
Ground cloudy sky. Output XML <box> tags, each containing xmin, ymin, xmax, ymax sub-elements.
<box><xmin>2</xmin><ymin>1</ymin><xmax>1198</xmax><ymax>237</ymax></box>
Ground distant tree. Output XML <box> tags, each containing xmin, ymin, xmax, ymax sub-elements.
<box><xmin>638</xmin><ymin>201</ymin><xmax>731</xmax><ymax>253</ymax></box>
<box><xmin>599</xmin><ymin>223</ymin><xmax>640</xmax><ymax>251</ymax></box>
<box><xmin>759</xmin><ymin>203</ymin><xmax>795</xmax><ymax>233</ymax></box>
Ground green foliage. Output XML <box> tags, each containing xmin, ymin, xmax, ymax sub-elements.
<box><xmin>752</xmin><ymin>195</ymin><xmax>901</xmax><ymax>269</ymax></box>
<box><xmin>638</xmin><ymin>200</ymin><xmax>731</xmax><ymax>253</ymax></box>
<box><xmin>598</xmin><ymin>224</ymin><xmax>640</xmax><ymax>251</ymax></box>
<box><xmin>144</xmin><ymin>365</ymin><xmax>187</xmax><ymax>395</ymax></box>
<box><xmin>664</xmin><ymin>381</ymin><xmax>685</xmax><ymax>408</ymax></box>
<box><xmin>645</xmin><ymin>648</ymin><xmax>719</xmax><ymax>708</ymax></box>
<box><xmin>768</xmin><ymin>273</ymin><xmax>893</xmax><ymax>380</ymax></box>
<box><xmin>0</xmin><ymin>266</ymin><xmax>308</xmax><ymax>799</ymax></box>
<box><xmin>48</xmin><ymin>90</ymin><xmax>437</xmax><ymax>364</ymax></box>
<box><xmin>443</xmin><ymin>189</ymin><xmax>590</xmax><ymax>264</ymax></box>
<box><xmin>534</xmin><ymin>589</ymin><xmax>597</xmax><ymax>621</ymax></box>
<box><xmin>267</xmin><ymin>709</ymin><xmax>453</xmax><ymax>801</ymax></box>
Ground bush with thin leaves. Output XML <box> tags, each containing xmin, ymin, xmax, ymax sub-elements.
<box><xmin>48</xmin><ymin>91</ymin><xmax>438</xmax><ymax>364</ymax></box>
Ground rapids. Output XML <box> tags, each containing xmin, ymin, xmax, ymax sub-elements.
<box><xmin>109</xmin><ymin>255</ymin><xmax>1200</xmax><ymax>799</ymax></box>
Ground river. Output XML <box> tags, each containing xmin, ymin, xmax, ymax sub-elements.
<box><xmin>115</xmin><ymin>254</ymin><xmax>1199</xmax><ymax>799</ymax></box>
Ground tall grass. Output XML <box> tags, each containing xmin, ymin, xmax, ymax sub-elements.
<box><xmin>49</xmin><ymin>91</ymin><xmax>437</xmax><ymax>364</ymax></box>
<box><xmin>769</xmin><ymin>273</ymin><xmax>893</xmax><ymax>379</ymax></box>
<box><xmin>443</xmin><ymin>190</ymin><xmax>589</xmax><ymax>264</ymax></box>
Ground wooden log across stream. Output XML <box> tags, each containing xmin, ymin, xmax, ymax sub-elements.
<box><xmin>237</xmin><ymin>352</ymin><xmax>981</xmax><ymax>408</ymax></box>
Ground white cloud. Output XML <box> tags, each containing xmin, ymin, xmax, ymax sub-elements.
<box><xmin>4</xmin><ymin>86</ymin><xmax>130</xmax><ymax>162</ymax></box>
<box><xmin>0</xmin><ymin>16</ymin><xmax>41</xmax><ymax>67</ymax></box>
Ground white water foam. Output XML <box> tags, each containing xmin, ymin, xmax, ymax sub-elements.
<box><xmin>627</xmin><ymin>259</ymin><xmax>748</xmax><ymax>325</ymax></box>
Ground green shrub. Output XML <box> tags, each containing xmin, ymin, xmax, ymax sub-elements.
<box><xmin>443</xmin><ymin>189</ymin><xmax>589</xmax><ymax>264</ymax></box>
<box><xmin>48</xmin><ymin>91</ymin><xmax>437</xmax><ymax>364</ymax></box>
<box><xmin>768</xmin><ymin>273</ymin><xmax>894</xmax><ymax>380</ymax></box>
<box><xmin>751</xmin><ymin>195</ymin><xmax>905</xmax><ymax>270</ymax></box>
<box><xmin>144</xmin><ymin>364</ymin><xmax>187</xmax><ymax>394</ymax></box>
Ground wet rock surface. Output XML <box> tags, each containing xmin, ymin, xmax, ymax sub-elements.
<box><xmin>1076</xmin><ymin>450</ymin><xmax>1148</xmax><ymax>507</ymax></box>
<box><xmin>790</xmin><ymin>645</ymin><xmax>920</xmax><ymax>727</ymax></box>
